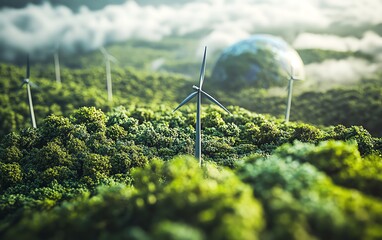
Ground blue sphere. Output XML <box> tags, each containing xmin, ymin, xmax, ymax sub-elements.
<box><xmin>211</xmin><ymin>34</ymin><xmax>305</xmax><ymax>89</ymax></box>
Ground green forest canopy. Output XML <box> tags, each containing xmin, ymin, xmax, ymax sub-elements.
<box><xmin>0</xmin><ymin>105</ymin><xmax>381</xmax><ymax>239</ymax></box>
<box><xmin>1</xmin><ymin>41</ymin><xmax>382</xmax><ymax>239</ymax></box>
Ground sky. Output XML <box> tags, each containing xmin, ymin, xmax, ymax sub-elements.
<box><xmin>1</xmin><ymin>0</ymin><xmax>382</xmax><ymax>83</ymax></box>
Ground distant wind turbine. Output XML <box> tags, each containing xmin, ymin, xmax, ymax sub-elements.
<box><xmin>285</xmin><ymin>66</ymin><xmax>303</xmax><ymax>123</ymax></box>
<box><xmin>173</xmin><ymin>46</ymin><xmax>230</xmax><ymax>166</ymax></box>
<box><xmin>53</xmin><ymin>51</ymin><xmax>61</xmax><ymax>84</ymax></box>
<box><xmin>20</xmin><ymin>55</ymin><xmax>37</xmax><ymax>128</ymax></box>
<box><xmin>100</xmin><ymin>47</ymin><xmax>118</xmax><ymax>102</ymax></box>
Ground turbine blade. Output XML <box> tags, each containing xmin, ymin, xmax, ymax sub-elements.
<box><xmin>290</xmin><ymin>66</ymin><xmax>294</xmax><ymax>78</ymax></box>
<box><xmin>29</xmin><ymin>81</ymin><xmax>39</xmax><ymax>88</ymax></box>
<box><xmin>289</xmin><ymin>66</ymin><xmax>304</xmax><ymax>81</ymax></box>
<box><xmin>201</xmin><ymin>90</ymin><xmax>230</xmax><ymax>114</ymax></box>
<box><xmin>173</xmin><ymin>91</ymin><xmax>198</xmax><ymax>112</ymax></box>
<box><xmin>292</xmin><ymin>76</ymin><xmax>303</xmax><ymax>81</ymax></box>
<box><xmin>26</xmin><ymin>55</ymin><xmax>30</xmax><ymax>79</ymax></box>
<box><xmin>199</xmin><ymin>46</ymin><xmax>207</xmax><ymax>89</ymax></box>
<box><xmin>108</xmin><ymin>54</ymin><xmax>118</xmax><ymax>63</ymax></box>
<box><xmin>19</xmin><ymin>82</ymin><xmax>26</xmax><ymax>89</ymax></box>
<box><xmin>100</xmin><ymin>47</ymin><xmax>107</xmax><ymax>56</ymax></box>
<box><xmin>100</xmin><ymin>47</ymin><xmax>118</xmax><ymax>63</ymax></box>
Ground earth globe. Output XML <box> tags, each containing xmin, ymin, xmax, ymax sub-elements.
<box><xmin>210</xmin><ymin>34</ymin><xmax>305</xmax><ymax>90</ymax></box>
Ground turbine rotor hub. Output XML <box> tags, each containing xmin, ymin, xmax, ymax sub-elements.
<box><xmin>192</xmin><ymin>85</ymin><xmax>200</xmax><ymax>90</ymax></box>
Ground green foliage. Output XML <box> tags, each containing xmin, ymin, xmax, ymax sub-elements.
<box><xmin>211</xmin><ymin>48</ymin><xmax>287</xmax><ymax>90</ymax></box>
<box><xmin>0</xmin><ymin>36</ymin><xmax>381</xmax><ymax>239</ymax></box>
<box><xmin>0</xmin><ymin>105</ymin><xmax>381</xmax><ymax>239</ymax></box>
<box><xmin>132</xmin><ymin>156</ymin><xmax>264</xmax><ymax>239</ymax></box>
<box><xmin>0</xmin><ymin>162</ymin><xmax>23</xmax><ymax>189</ymax></box>
<box><xmin>326</xmin><ymin>125</ymin><xmax>375</xmax><ymax>155</ymax></box>
<box><xmin>1</xmin><ymin>56</ymin><xmax>381</xmax><ymax>140</ymax></box>
<box><xmin>40</xmin><ymin>166</ymin><xmax>76</xmax><ymax>185</ymax></box>
<box><xmin>4</xmin><ymin>157</ymin><xmax>264</xmax><ymax>240</ymax></box>
<box><xmin>0</xmin><ymin>62</ymin><xmax>191</xmax><ymax>136</ymax></box>
<box><xmin>274</xmin><ymin>140</ymin><xmax>382</xmax><ymax>198</ymax></box>
<box><xmin>221</xmin><ymin>79</ymin><xmax>382</xmax><ymax>137</ymax></box>
<box><xmin>71</xmin><ymin>107</ymin><xmax>107</xmax><ymax>133</ymax></box>
<box><xmin>0</xmin><ymin>146</ymin><xmax>23</xmax><ymax>163</ymax></box>
<box><xmin>297</xmin><ymin>49</ymin><xmax>373</xmax><ymax>64</ymax></box>
<box><xmin>237</xmin><ymin>145</ymin><xmax>382</xmax><ymax>240</ymax></box>
<box><xmin>82</xmin><ymin>153</ymin><xmax>111</xmax><ymax>182</ymax></box>
<box><xmin>152</xmin><ymin>221</ymin><xmax>204</xmax><ymax>240</ymax></box>
<box><xmin>34</xmin><ymin>140</ymin><xmax>74</xmax><ymax>171</ymax></box>
<box><xmin>292</xmin><ymin>123</ymin><xmax>323</xmax><ymax>142</ymax></box>
<box><xmin>40</xmin><ymin>115</ymin><xmax>73</xmax><ymax>141</ymax></box>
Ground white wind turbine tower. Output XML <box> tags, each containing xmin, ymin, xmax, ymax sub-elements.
<box><xmin>173</xmin><ymin>46</ymin><xmax>231</xmax><ymax>166</ymax></box>
<box><xmin>53</xmin><ymin>50</ymin><xmax>61</xmax><ymax>84</ymax></box>
<box><xmin>100</xmin><ymin>47</ymin><xmax>118</xmax><ymax>102</ymax></box>
<box><xmin>20</xmin><ymin>55</ymin><xmax>37</xmax><ymax>128</ymax></box>
<box><xmin>285</xmin><ymin>66</ymin><xmax>303</xmax><ymax>123</ymax></box>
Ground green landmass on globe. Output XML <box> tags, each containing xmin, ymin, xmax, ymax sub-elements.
<box><xmin>211</xmin><ymin>34</ymin><xmax>305</xmax><ymax>90</ymax></box>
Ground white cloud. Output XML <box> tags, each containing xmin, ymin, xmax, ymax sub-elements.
<box><xmin>199</xmin><ymin>27</ymin><xmax>250</xmax><ymax>54</ymax></box>
<box><xmin>293</xmin><ymin>31</ymin><xmax>382</xmax><ymax>61</ymax></box>
<box><xmin>0</xmin><ymin>0</ymin><xmax>382</xmax><ymax>60</ymax></box>
<box><xmin>304</xmin><ymin>58</ymin><xmax>379</xmax><ymax>89</ymax></box>
<box><xmin>293</xmin><ymin>33</ymin><xmax>359</xmax><ymax>52</ymax></box>
<box><xmin>359</xmin><ymin>31</ymin><xmax>382</xmax><ymax>60</ymax></box>
<box><xmin>317</xmin><ymin>0</ymin><xmax>382</xmax><ymax>26</ymax></box>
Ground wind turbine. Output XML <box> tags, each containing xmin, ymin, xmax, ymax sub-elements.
<box><xmin>21</xmin><ymin>55</ymin><xmax>37</xmax><ymax>128</ymax></box>
<box><xmin>100</xmin><ymin>47</ymin><xmax>118</xmax><ymax>102</ymax></box>
<box><xmin>53</xmin><ymin>51</ymin><xmax>61</xmax><ymax>84</ymax></box>
<box><xmin>285</xmin><ymin>66</ymin><xmax>303</xmax><ymax>123</ymax></box>
<box><xmin>173</xmin><ymin>46</ymin><xmax>230</xmax><ymax>166</ymax></box>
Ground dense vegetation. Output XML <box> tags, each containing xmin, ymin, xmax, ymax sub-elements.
<box><xmin>1</xmin><ymin>40</ymin><xmax>382</xmax><ymax>239</ymax></box>
<box><xmin>0</xmin><ymin>105</ymin><xmax>382</xmax><ymax>239</ymax></box>
<box><xmin>1</xmin><ymin>57</ymin><xmax>382</xmax><ymax>137</ymax></box>
<box><xmin>0</xmin><ymin>62</ymin><xmax>192</xmax><ymax>135</ymax></box>
<box><xmin>214</xmin><ymin>77</ymin><xmax>382</xmax><ymax>137</ymax></box>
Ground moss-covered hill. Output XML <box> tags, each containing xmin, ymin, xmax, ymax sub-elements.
<box><xmin>1</xmin><ymin>106</ymin><xmax>382</xmax><ymax>239</ymax></box>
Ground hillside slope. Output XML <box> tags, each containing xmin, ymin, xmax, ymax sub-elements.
<box><xmin>1</xmin><ymin>62</ymin><xmax>381</xmax><ymax>137</ymax></box>
<box><xmin>0</xmin><ymin>106</ymin><xmax>381</xmax><ymax>239</ymax></box>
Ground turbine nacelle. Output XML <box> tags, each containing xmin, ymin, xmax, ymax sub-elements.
<box><xmin>100</xmin><ymin>47</ymin><xmax>118</xmax><ymax>63</ymax></box>
<box><xmin>192</xmin><ymin>85</ymin><xmax>200</xmax><ymax>91</ymax></box>
<box><xmin>20</xmin><ymin>78</ymin><xmax>38</xmax><ymax>89</ymax></box>
<box><xmin>288</xmin><ymin>66</ymin><xmax>304</xmax><ymax>81</ymax></box>
<box><xmin>290</xmin><ymin>76</ymin><xmax>303</xmax><ymax>81</ymax></box>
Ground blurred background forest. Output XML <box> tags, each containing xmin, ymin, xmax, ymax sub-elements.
<box><xmin>1</xmin><ymin>39</ymin><xmax>381</xmax><ymax>137</ymax></box>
